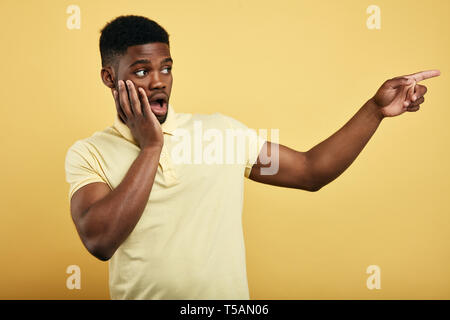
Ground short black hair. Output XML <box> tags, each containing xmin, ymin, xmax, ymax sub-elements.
<box><xmin>99</xmin><ymin>15</ymin><xmax>170</xmax><ymax>68</ymax></box>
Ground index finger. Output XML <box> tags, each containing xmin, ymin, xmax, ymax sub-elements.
<box><xmin>405</xmin><ymin>69</ymin><xmax>441</xmax><ymax>82</ymax></box>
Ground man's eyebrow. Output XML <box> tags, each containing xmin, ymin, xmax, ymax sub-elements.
<box><xmin>128</xmin><ymin>57</ymin><xmax>173</xmax><ymax>68</ymax></box>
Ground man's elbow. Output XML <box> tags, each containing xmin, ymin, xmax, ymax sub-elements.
<box><xmin>304</xmin><ymin>153</ymin><xmax>325</xmax><ymax>192</ymax></box>
<box><xmin>293</xmin><ymin>180</ymin><xmax>322</xmax><ymax>192</ymax></box>
<box><xmin>92</xmin><ymin>251</ymin><xmax>112</xmax><ymax>262</ymax></box>
<box><xmin>77</xmin><ymin>217</ymin><xmax>116</xmax><ymax>261</ymax></box>
<box><xmin>307</xmin><ymin>183</ymin><xmax>322</xmax><ymax>192</ymax></box>
<box><xmin>84</xmin><ymin>238</ymin><xmax>114</xmax><ymax>261</ymax></box>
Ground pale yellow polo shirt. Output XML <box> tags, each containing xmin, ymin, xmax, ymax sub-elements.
<box><xmin>64</xmin><ymin>104</ymin><xmax>266</xmax><ymax>299</ymax></box>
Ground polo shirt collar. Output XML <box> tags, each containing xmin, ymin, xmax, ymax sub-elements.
<box><xmin>113</xmin><ymin>104</ymin><xmax>177</xmax><ymax>145</ymax></box>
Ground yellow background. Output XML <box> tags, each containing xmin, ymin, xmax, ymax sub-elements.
<box><xmin>0</xmin><ymin>0</ymin><xmax>448</xmax><ymax>299</ymax></box>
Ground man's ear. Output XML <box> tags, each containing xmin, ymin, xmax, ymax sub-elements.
<box><xmin>101</xmin><ymin>66</ymin><xmax>116</xmax><ymax>89</ymax></box>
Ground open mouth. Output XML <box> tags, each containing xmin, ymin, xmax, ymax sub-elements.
<box><xmin>149</xmin><ymin>98</ymin><xmax>168</xmax><ymax>116</ymax></box>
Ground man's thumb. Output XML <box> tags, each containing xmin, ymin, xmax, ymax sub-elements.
<box><xmin>389</xmin><ymin>77</ymin><xmax>414</xmax><ymax>89</ymax></box>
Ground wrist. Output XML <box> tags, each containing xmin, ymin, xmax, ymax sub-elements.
<box><xmin>366</xmin><ymin>98</ymin><xmax>385</xmax><ymax>121</ymax></box>
<box><xmin>140</xmin><ymin>144</ymin><xmax>163</xmax><ymax>155</ymax></box>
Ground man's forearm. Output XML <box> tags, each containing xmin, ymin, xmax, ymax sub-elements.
<box><xmin>82</xmin><ymin>146</ymin><xmax>162</xmax><ymax>260</ymax></box>
<box><xmin>306</xmin><ymin>98</ymin><xmax>384</xmax><ymax>190</ymax></box>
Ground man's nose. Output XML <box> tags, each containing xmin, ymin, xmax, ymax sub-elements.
<box><xmin>148</xmin><ymin>71</ymin><xmax>165</xmax><ymax>90</ymax></box>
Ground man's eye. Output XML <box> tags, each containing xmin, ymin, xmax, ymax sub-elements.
<box><xmin>162</xmin><ymin>67</ymin><xmax>172</xmax><ymax>74</ymax></box>
<box><xmin>135</xmin><ymin>70</ymin><xmax>147</xmax><ymax>77</ymax></box>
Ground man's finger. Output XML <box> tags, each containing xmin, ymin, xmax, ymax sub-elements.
<box><xmin>412</xmin><ymin>84</ymin><xmax>428</xmax><ymax>101</ymax></box>
<box><xmin>138</xmin><ymin>87</ymin><xmax>155</xmax><ymax>121</ymax></box>
<box><xmin>409</xmin><ymin>96</ymin><xmax>425</xmax><ymax>107</ymax></box>
<box><xmin>126</xmin><ymin>80</ymin><xmax>142</xmax><ymax>117</ymax></box>
<box><xmin>406</xmin><ymin>84</ymin><xmax>415</xmax><ymax>103</ymax></box>
<box><xmin>406</xmin><ymin>105</ymin><xmax>420</xmax><ymax>112</ymax></box>
<box><xmin>118</xmin><ymin>80</ymin><xmax>133</xmax><ymax>118</ymax></box>
<box><xmin>387</xmin><ymin>77</ymin><xmax>414</xmax><ymax>89</ymax></box>
<box><xmin>404</xmin><ymin>69</ymin><xmax>441</xmax><ymax>83</ymax></box>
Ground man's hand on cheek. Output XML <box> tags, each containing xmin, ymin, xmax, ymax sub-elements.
<box><xmin>111</xmin><ymin>80</ymin><xmax>164</xmax><ymax>150</ymax></box>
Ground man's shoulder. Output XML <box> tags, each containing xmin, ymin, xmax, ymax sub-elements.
<box><xmin>66</xmin><ymin>125</ymin><xmax>118</xmax><ymax>155</ymax></box>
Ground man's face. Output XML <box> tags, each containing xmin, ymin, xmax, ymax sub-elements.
<box><xmin>114</xmin><ymin>42</ymin><xmax>173</xmax><ymax>124</ymax></box>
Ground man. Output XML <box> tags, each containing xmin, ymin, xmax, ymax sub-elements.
<box><xmin>65</xmin><ymin>15</ymin><xmax>440</xmax><ymax>300</ymax></box>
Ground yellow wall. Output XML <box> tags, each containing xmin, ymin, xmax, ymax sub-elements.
<box><xmin>0</xmin><ymin>0</ymin><xmax>448</xmax><ymax>299</ymax></box>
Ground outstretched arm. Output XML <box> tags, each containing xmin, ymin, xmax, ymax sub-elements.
<box><xmin>249</xmin><ymin>70</ymin><xmax>440</xmax><ymax>191</ymax></box>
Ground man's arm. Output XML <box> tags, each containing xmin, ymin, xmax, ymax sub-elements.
<box><xmin>249</xmin><ymin>70</ymin><xmax>439</xmax><ymax>191</ymax></box>
<box><xmin>249</xmin><ymin>100</ymin><xmax>381</xmax><ymax>191</ymax></box>
<box><xmin>248</xmin><ymin>142</ymin><xmax>316</xmax><ymax>191</ymax></box>
<box><xmin>70</xmin><ymin>80</ymin><xmax>164</xmax><ymax>261</ymax></box>
<box><xmin>301</xmin><ymin>98</ymin><xmax>382</xmax><ymax>191</ymax></box>
<box><xmin>71</xmin><ymin>147</ymin><xmax>161</xmax><ymax>261</ymax></box>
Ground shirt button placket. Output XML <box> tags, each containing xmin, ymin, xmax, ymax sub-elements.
<box><xmin>159</xmin><ymin>143</ymin><xmax>179</xmax><ymax>187</ymax></box>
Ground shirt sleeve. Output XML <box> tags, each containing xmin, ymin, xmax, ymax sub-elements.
<box><xmin>221</xmin><ymin>114</ymin><xmax>267</xmax><ymax>178</ymax></box>
<box><xmin>64</xmin><ymin>140</ymin><xmax>108</xmax><ymax>201</ymax></box>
